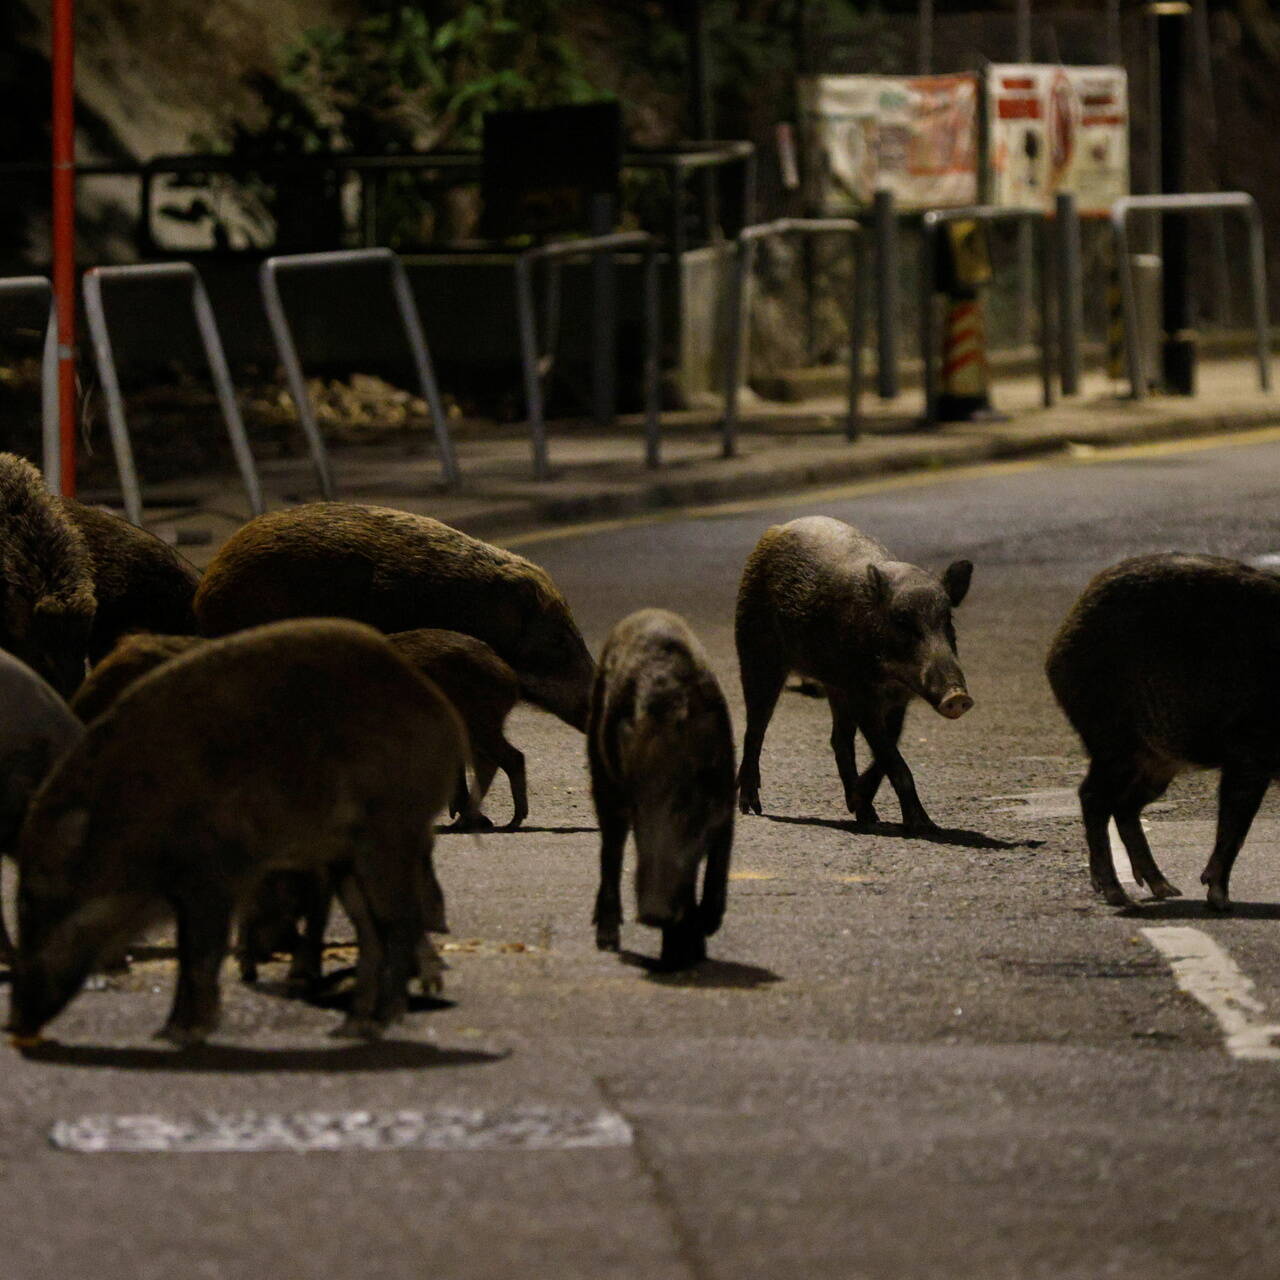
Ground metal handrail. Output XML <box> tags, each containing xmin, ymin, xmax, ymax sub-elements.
<box><xmin>82</xmin><ymin>262</ymin><xmax>264</xmax><ymax>526</ymax></box>
<box><xmin>515</xmin><ymin>231</ymin><xmax>661</xmax><ymax>480</ymax></box>
<box><xmin>721</xmin><ymin>218</ymin><xmax>869</xmax><ymax>456</ymax></box>
<box><xmin>1110</xmin><ymin>192</ymin><xmax>1270</xmax><ymax>399</ymax></box>
<box><xmin>920</xmin><ymin>205</ymin><xmax>1055</xmax><ymax>427</ymax></box>
<box><xmin>259</xmin><ymin>247</ymin><xmax>460</xmax><ymax>495</ymax></box>
<box><xmin>0</xmin><ymin>276</ymin><xmax>59</xmax><ymax>490</ymax></box>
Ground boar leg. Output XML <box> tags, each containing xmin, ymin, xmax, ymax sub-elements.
<box><xmin>0</xmin><ymin>896</ymin><xmax>14</xmax><ymax>967</ymax></box>
<box><xmin>160</xmin><ymin>888</ymin><xmax>233</xmax><ymax>1046</ymax></box>
<box><xmin>592</xmin><ymin>794</ymin><xmax>629</xmax><ymax>952</ymax></box>
<box><xmin>450</xmin><ymin>754</ymin><xmax>500</xmax><ymax>832</ymax></box>
<box><xmin>332</xmin><ymin>871</ymin><xmax>385</xmax><ymax>1039</ymax></box>
<box><xmin>698</xmin><ymin>819</ymin><xmax>733</xmax><ymax>939</ymax></box>
<box><xmin>737</xmin><ymin>651</ymin><xmax>787</xmax><ymax>816</ymax></box>
<box><xmin>1111</xmin><ymin>765</ymin><xmax>1180</xmax><ymax>900</ymax></box>
<box><xmin>660</xmin><ymin>900</ymin><xmax>706</xmax><ymax>972</ymax></box>
<box><xmin>496</xmin><ymin>739</ymin><xmax>529</xmax><ymax>829</ymax></box>
<box><xmin>860</xmin><ymin>704</ymin><xmax>932</xmax><ymax>832</ymax></box>
<box><xmin>827</xmin><ymin>689</ymin><xmax>876</xmax><ymax>823</ymax></box>
<box><xmin>1200</xmin><ymin>765</ymin><xmax>1270</xmax><ymax>912</ymax></box>
<box><xmin>286</xmin><ymin>874</ymin><xmax>333</xmax><ymax>994</ymax></box>
<box><xmin>1078</xmin><ymin>760</ymin><xmax>1132</xmax><ymax>907</ymax></box>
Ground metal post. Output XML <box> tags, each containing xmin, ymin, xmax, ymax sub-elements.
<box><xmin>514</xmin><ymin>255</ymin><xmax>549</xmax><ymax>480</ymax></box>
<box><xmin>1035</xmin><ymin>214</ymin><xmax>1054</xmax><ymax>407</ymax></box>
<box><xmin>51</xmin><ymin>0</ymin><xmax>77</xmax><ymax>497</ymax></box>
<box><xmin>642</xmin><ymin>242</ymin><xmax>662</xmax><ymax>468</ymax></box>
<box><xmin>921</xmin><ymin>218</ymin><xmax>939</xmax><ymax>426</ymax></box>
<box><xmin>721</xmin><ymin>236</ymin><xmax>752</xmax><ymax>459</ymax></box>
<box><xmin>590</xmin><ymin>192</ymin><xmax>617</xmax><ymax>427</ymax></box>
<box><xmin>874</xmin><ymin>189</ymin><xmax>899</xmax><ymax>400</ymax></box>
<box><xmin>1155</xmin><ymin>1</ymin><xmax>1196</xmax><ymax>394</ymax></box>
<box><xmin>1056</xmin><ymin>191</ymin><xmax>1082</xmax><ymax>396</ymax></box>
<box><xmin>848</xmin><ymin>231</ymin><xmax>869</xmax><ymax>441</ymax></box>
<box><xmin>1245</xmin><ymin>200</ymin><xmax>1272</xmax><ymax>392</ymax></box>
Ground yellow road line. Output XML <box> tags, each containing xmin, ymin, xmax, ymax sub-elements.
<box><xmin>502</xmin><ymin>422</ymin><xmax>1280</xmax><ymax>550</ymax></box>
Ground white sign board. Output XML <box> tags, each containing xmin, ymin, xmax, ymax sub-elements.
<box><xmin>800</xmin><ymin>73</ymin><xmax>979</xmax><ymax>214</ymax></box>
<box><xmin>986</xmin><ymin>64</ymin><xmax>1129</xmax><ymax>214</ymax></box>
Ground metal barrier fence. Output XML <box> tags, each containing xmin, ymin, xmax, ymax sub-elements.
<box><xmin>260</xmin><ymin>247</ymin><xmax>460</xmax><ymax>495</ymax></box>
<box><xmin>721</xmin><ymin>218</ymin><xmax>869</xmax><ymax>457</ymax></box>
<box><xmin>82</xmin><ymin>262</ymin><xmax>263</xmax><ymax>526</ymax></box>
<box><xmin>515</xmin><ymin>231</ymin><xmax>661</xmax><ymax>480</ymax></box>
<box><xmin>0</xmin><ymin>276</ymin><xmax>59</xmax><ymax>490</ymax></box>
<box><xmin>920</xmin><ymin>206</ymin><xmax>1055</xmax><ymax>428</ymax></box>
<box><xmin>1110</xmin><ymin>192</ymin><xmax>1271</xmax><ymax>399</ymax></box>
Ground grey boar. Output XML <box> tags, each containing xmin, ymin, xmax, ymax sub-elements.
<box><xmin>588</xmin><ymin>608</ymin><xmax>735</xmax><ymax>970</ymax></box>
<box><xmin>0</xmin><ymin>453</ymin><xmax>95</xmax><ymax>697</ymax></box>
<box><xmin>193</xmin><ymin>502</ymin><xmax>595</xmax><ymax>730</ymax></box>
<box><xmin>1046</xmin><ymin>552</ymin><xmax>1280</xmax><ymax>911</ymax></box>
<box><xmin>9</xmin><ymin>618</ymin><xmax>465</xmax><ymax>1046</ymax></box>
<box><xmin>735</xmin><ymin>516</ymin><xmax>973</xmax><ymax>831</ymax></box>
<box><xmin>389</xmin><ymin>629</ymin><xmax>527</xmax><ymax>831</ymax></box>
<box><xmin>59</xmin><ymin>500</ymin><xmax>200</xmax><ymax>663</ymax></box>
<box><xmin>0</xmin><ymin>649</ymin><xmax>85</xmax><ymax>960</ymax></box>
<box><xmin>69</xmin><ymin>633</ymin><xmax>202</xmax><ymax>724</ymax></box>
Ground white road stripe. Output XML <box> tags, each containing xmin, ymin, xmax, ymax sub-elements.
<box><xmin>51</xmin><ymin>1107</ymin><xmax>634</xmax><ymax>1153</ymax></box>
<box><xmin>1141</xmin><ymin>926</ymin><xmax>1280</xmax><ymax>1060</ymax></box>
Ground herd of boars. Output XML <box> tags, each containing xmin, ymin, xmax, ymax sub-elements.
<box><xmin>0</xmin><ymin>449</ymin><xmax>1269</xmax><ymax>1048</ymax></box>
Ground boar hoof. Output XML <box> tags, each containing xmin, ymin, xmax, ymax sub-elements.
<box><xmin>1204</xmin><ymin>885</ymin><xmax>1233</xmax><ymax>913</ymax></box>
<box><xmin>1147</xmin><ymin>877</ymin><xmax>1183</xmax><ymax>901</ymax></box>
<box><xmin>449</xmin><ymin>813</ymin><xmax>495</xmax><ymax>833</ymax></box>
<box><xmin>1100</xmin><ymin>884</ymin><xmax>1133</xmax><ymax>908</ymax></box>
<box><xmin>596</xmin><ymin>925</ymin><xmax>621</xmax><ymax>952</ymax></box>
<box><xmin>155</xmin><ymin>1021</ymin><xmax>212</xmax><ymax>1048</ymax></box>
<box><xmin>738</xmin><ymin>789</ymin><xmax>762</xmax><ymax>816</ymax></box>
<box><xmin>332</xmin><ymin>1016</ymin><xmax>384</xmax><ymax>1041</ymax></box>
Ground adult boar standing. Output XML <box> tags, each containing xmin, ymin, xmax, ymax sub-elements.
<box><xmin>194</xmin><ymin>503</ymin><xmax>595</xmax><ymax>730</ymax></box>
<box><xmin>735</xmin><ymin>516</ymin><xmax>973</xmax><ymax>831</ymax></box>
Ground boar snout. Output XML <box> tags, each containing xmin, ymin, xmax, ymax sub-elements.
<box><xmin>936</xmin><ymin>688</ymin><xmax>974</xmax><ymax>720</ymax></box>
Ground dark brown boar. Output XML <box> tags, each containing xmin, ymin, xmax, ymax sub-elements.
<box><xmin>735</xmin><ymin>516</ymin><xmax>973</xmax><ymax>831</ymax></box>
<box><xmin>0</xmin><ymin>453</ymin><xmax>95</xmax><ymax>697</ymax></box>
<box><xmin>193</xmin><ymin>502</ymin><xmax>595</xmax><ymax>730</ymax></box>
<box><xmin>588</xmin><ymin>608</ymin><xmax>735</xmax><ymax>971</ymax></box>
<box><xmin>1046</xmin><ymin>552</ymin><xmax>1280</xmax><ymax>911</ymax></box>
<box><xmin>389</xmin><ymin>628</ymin><xmax>527</xmax><ymax>831</ymax></box>
<box><xmin>59</xmin><ymin>500</ymin><xmax>200</xmax><ymax>662</ymax></box>
<box><xmin>9</xmin><ymin>618</ymin><xmax>465</xmax><ymax>1046</ymax></box>
<box><xmin>69</xmin><ymin>633</ymin><xmax>203</xmax><ymax>724</ymax></box>
<box><xmin>0</xmin><ymin>649</ymin><xmax>85</xmax><ymax>961</ymax></box>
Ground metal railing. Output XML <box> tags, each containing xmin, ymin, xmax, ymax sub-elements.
<box><xmin>0</xmin><ymin>276</ymin><xmax>59</xmax><ymax>489</ymax></box>
<box><xmin>260</xmin><ymin>247</ymin><xmax>460</xmax><ymax>494</ymax></box>
<box><xmin>920</xmin><ymin>206</ymin><xmax>1055</xmax><ymax>428</ymax></box>
<box><xmin>721</xmin><ymin>218</ymin><xmax>869</xmax><ymax>456</ymax></box>
<box><xmin>516</xmin><ymin>232</ymin><xmax>661</xmax><ymax>480</ymax></box>
<box><xmin>82</xmin><ymin>262</ymin><xmax>264</xmax><ymax>526</ymax></box>
<box><xmin>1110</xmin><ymin>192</ymin><xmax>1270</xmax><ymax>399</ymax></box>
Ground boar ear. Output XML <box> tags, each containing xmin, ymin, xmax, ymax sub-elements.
<box><xmin>941</xmin><ymin>560</ymin><xmax>973</xmax><ymax>607</ymax></box>
<box><xmin>865</xmin><ymin>563</ymin><xmax>891</xmax><ymax>605</ymax></box>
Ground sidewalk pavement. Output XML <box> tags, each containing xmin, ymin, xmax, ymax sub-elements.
<box><xmin>85</xmin><ymin>355</ymin><xmax>1279</xmax><ymax>569</ymax></box>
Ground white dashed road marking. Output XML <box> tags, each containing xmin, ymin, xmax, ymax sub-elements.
<box><xmin>51</xmin><ymin>1107</ymin><xmax>634</xmax><ymax>1153</ymax></box>
<box><xmin>1141</xmin><ymin>926</ymin><xmax>1280</xmax><ymax>1060</ymax></box>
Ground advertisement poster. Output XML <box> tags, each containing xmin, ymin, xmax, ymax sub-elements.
<box><xmin>800</xmin><ymin>73</ymin><xmax>979</xmax><ymax>214</ymax></box>
<box><xmin>986</xmin><ymin>64</ymin><xmax>1129</xmax><ymax>214</ymax></box>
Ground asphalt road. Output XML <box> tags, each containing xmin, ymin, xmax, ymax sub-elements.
<box><xmin>9</xmin><ymin>432</ymin><xmax>1280</xmax><ymax>1278</ymax></box>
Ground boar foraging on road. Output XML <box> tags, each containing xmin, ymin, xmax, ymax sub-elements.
<box><xmin>1047</xmin><ymin>552</ymin><xmax>1280</xmax><ymax>912</ymax></box>
<box><xmin>735</xmin><ymin>517</ymin><xmax>973</xmax><ymax>831</ymax></box>
<box><xmin>9</xmin><ymin>619</ymin><xmax>465</xmax><ymax>1047</ymax></box>
<box><xmin>59</xmin><ymin>500</ymin><xmax>200</xmax><ymax>663</ymax></box>
<box><xmin>0</xmin><ymin>650</ymin><xmax>85</xmax><ymax>961</ymax></box>
<box><xmin>588</xmin><ymin>609</ymin><xmax>735</xmax><ymax>971</ymax></box>
<box><xmin>193</xmin><ymin>502</ymin><xmax>595</xmax><ymax>731</ymax></box>
<box><xmin>0</xmin><ymin>453</ymin><xmax>95</xmax><ymax>697</ymax></box>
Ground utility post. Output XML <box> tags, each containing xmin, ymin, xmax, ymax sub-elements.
<box><xmin>1152</xmin><ymin>0</ymin><xmax>1196</xmax><ymax>394</ymax></box>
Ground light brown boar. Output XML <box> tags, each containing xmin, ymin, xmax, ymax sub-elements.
<box><xmin>9</xmin><ymin>618</ymin><xmax>466</xmax><ymax>1046</ymax></box>
<box><xmin>193</xmin><ymin>502</ymin><xmax>595</xmax><ymax>730</ymax></box>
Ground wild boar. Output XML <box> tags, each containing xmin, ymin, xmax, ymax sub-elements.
<box><xmin>59</xmin><ymin>500</ymin><xmax>200</xmax><ymax>662</ymax></box>
<box><xmin>9</xmin><ymin>618</ymin><xmax>465</xmax><ymax>1046</ymax></box>
<box><xmin>69</xmin><ymin>633</ymin><xmax>202</xmax><ymax>724</ymax></box>
<box><xmin>735</xmin><ymin>516</ymin><xmax>973</xmax><ymax>831</ymax></box>
<box><xmin>0</xmin><ymin>649</ymin><xmax>85</xmax><ymax>960</ymax></box>
<box><xmin>0</xmin><ymin>453</ymin><xmax>95</xmax><ymax>697</ymax></box>
<box><xmin>1047</xmin><ymin>552</ymin><xmax>1280</xmax><ymax>911</ymax></box>
<box><xmin>588</xmin><ymin>608</ymin><xmax>735</xmax><ymax>970</ymax></box>
<box><xmin>193</xmin><ymin>502</ymin><xmax>595</xmax><ymax>730</ymax></box>
<box><xmin>389</xmin><ymin>629</ymin><xmax>527</xmax><ymax>831</ymax></box>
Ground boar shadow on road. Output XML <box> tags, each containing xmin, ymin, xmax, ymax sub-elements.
<box><xmin>1117</xmin><ymin>899</ymin><xmax>1280</xmax><ymax>921</ymax></box>
<box><xmin>763</xmin><ymin>813</ymin><xmax>1042</xmax><ymax>851</ymax></box>
<box><xmin>16</xmin><ymin>1039</ymin><xmax>508</xmax><ymax>1073</ymax></box>
<box><xmin>617</xmin><ymin>950</ymin><xmax>781</xmax><ymax>989</ymax></box>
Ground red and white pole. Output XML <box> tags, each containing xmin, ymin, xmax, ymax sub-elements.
<box><xmin>51</xmin><ymin>0</ymin><xmax>76</xmax><ymax>495</ymax></box>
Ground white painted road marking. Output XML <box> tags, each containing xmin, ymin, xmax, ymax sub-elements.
<box><xmin>1141</xmin><ymin>926</ymin><xmax>1280</xmax><ymax>1060</ymax></box>
<box><xmin>51</xmin><ymin>1107</ymin><xmax>633</xmax><ymax>1153</ymax></box>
